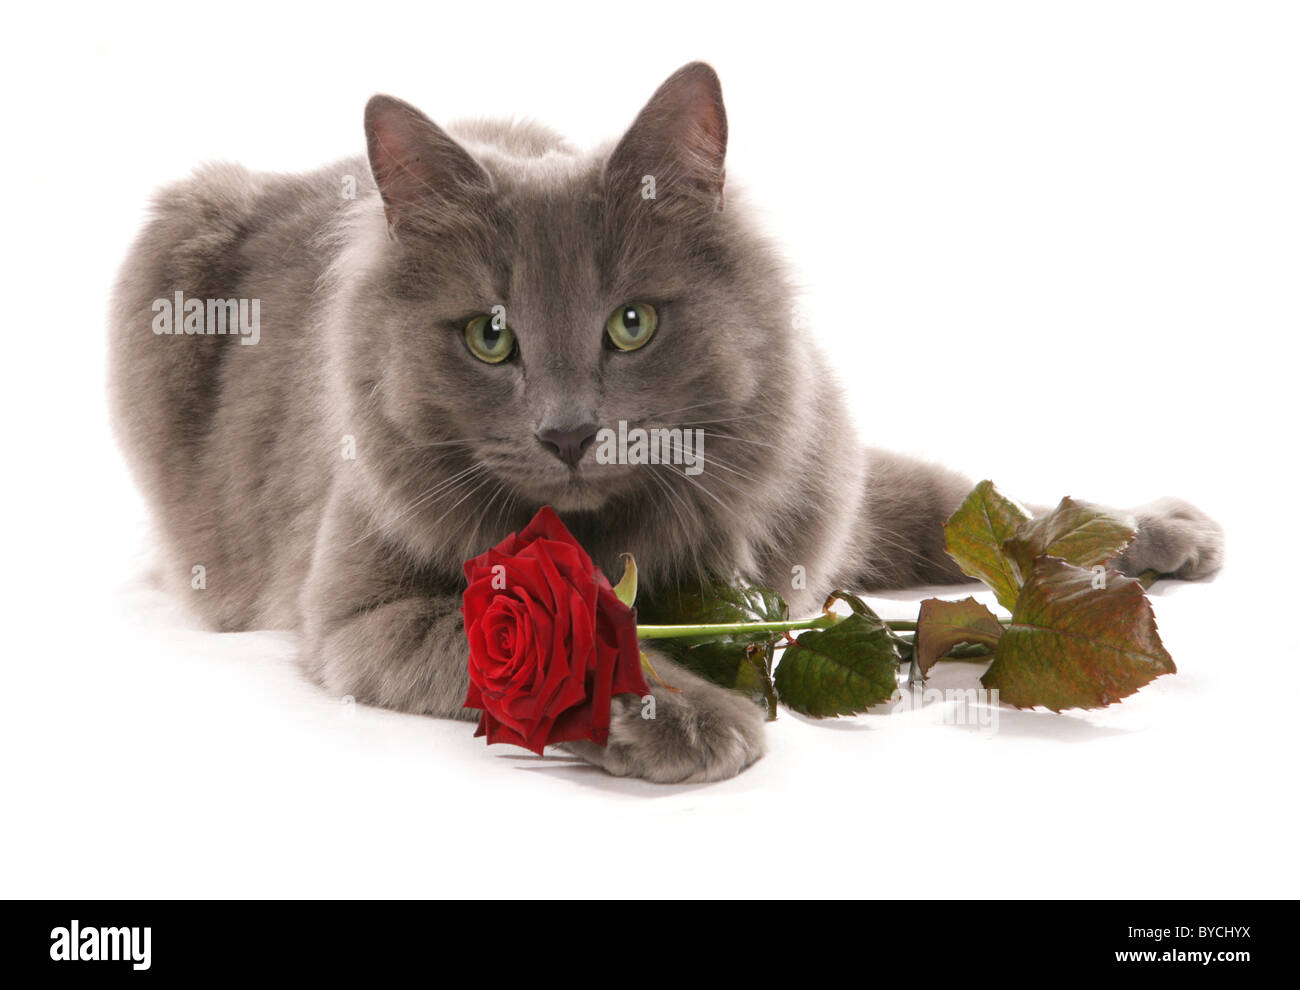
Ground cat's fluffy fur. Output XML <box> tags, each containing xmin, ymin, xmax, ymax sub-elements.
<box><xmin>109</xmin><ymin>63</ymin><xmax>1224</xmax><ymax>783</ymax></box>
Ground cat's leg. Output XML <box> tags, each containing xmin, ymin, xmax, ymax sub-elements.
<box><xmin>848</xmin><ymin>448</ymin><xmax>1225</xmax><ymax>590</ymax></box>
<box><xmin>849</xmin><ymin>448</ymin><xmax>976</xmax><ymax>590</ymax></box>
<box><xmin>299</xmin><ymin>492</ymin><xmax>765</xmax><ymax>782</ymax></box>
<box><xmin>297</xmin><ymin>495</ymin><xmax>476</xmax><ymax>720</ymax></box>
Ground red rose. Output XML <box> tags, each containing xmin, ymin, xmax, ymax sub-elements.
<box><xmin>461</xmin><ymin>506</ymin><xmax>649</xmax><ymax>755</ymax></box>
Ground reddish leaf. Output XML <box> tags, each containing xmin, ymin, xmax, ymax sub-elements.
<box><xmin>1003</xmin><ymin>497</ymin><xmax>1136</xmax><ymax>582</ymax></box>
<box><xmin>982</xmin><ymin>557</ymin><xmax>1176</xmax><ymax>711</ymax></box>
<box><xmin>914</xmin><ymin>597</ymin><xmax>1005</xmax><ymax>675</ymax></box>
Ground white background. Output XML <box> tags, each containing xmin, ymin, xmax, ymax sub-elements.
<box><xmin>2</xmin><ymin>0</ymin><xmax>1297</xmax><ymax>897</ymax></box>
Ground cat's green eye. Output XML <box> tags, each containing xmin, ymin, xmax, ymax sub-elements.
<box><xmin>464</xmin><ymin>315</ymin><xmax>516</xmax><ymax>364</ymax></box>
<box><xmin>605</xmin><ymin>302</ymin><xmax>658</xmax><ymax>352</ymax></box>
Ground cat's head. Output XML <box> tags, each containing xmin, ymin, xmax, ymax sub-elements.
<box><xmin>335</xmin><ymin>64</ymin><xmax>799</xmax><ymax>568</ymax></box>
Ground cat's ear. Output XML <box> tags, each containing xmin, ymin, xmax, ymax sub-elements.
<box><xmin>364</xmin><ymin>95</ymin><xmax>491</xmax><ymax>233</ymax></box>
<box><xmin>607</xmin><ymin>62</ymin><xmax>728</xmax><ymax>210</ymax></box>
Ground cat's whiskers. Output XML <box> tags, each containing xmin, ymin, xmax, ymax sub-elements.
<box><xmin>411</xmin><ymin>464</ymin><xmax>494</xmax><ymax>514</ymax></box>
<box><xmin>425</xmin><ymin>471</ymin><xmax>498</xmax><ymax>535</ymax></box>
<box><xmin>342</xmin><ymin>463</ymin><xmax>488</xmax><ymax>550</ymax></box>
<box><xmin>654</xmin><ymin>461</ymin><xmax>737</xmax><ymax>516</ymax></box>
<box><xmin>685</xmin><ymin>448</ymin><xmax>763</xmax><ymax>487</ymax></box>
<box><xmin>499</xmin><ymin>483</ymin><xmax>523</xmax><ymax>534</ymax></box>
<box><xmin>637</xmin><ymin>398</ymin><xmax>736</xmax><ymax>422</ymax></box>
<box><xmin>682</xmin><ymin>411</ymin><xmax>777</xmax><ymax>429</ymax></box>
<box><xmin>392</xmin><ymin>466</ymin><xmax>494</xmax><ymax>544</ymax></box>
<box><xmin>653</xmin><ymin>442</ymin><xmax>762</xmax><ymax>496</ymax></box>
<box><xmin>861</xmin><ymin>525</ymin><xmax>938</xmax><ymax>568</ymax></box>
<box><xmin>467</xmin><ymin>478</ymin><xmax>510</xmax><ymax>550</ymax></box>
<box><xmin>644</xmin><ymin>469</ymin><xmax>706</xmax><ymax>581</ymax></box>
<box><xmin>401</xmin><ymin>435</ymin><xmax>489</xmax><ymax>452</ymax></box>
<box><xmin>397</xmin><ymin>463</ymin><xmax>486</xmax><ymax>514</ymax></box>
<box><xmin>701</xmin><ymin>429</ymin><xmax>783</xmax><ymax>452</ymax></box>
<box><xmin>645</xmin><ymin>466</ymin><xmax>693</xmax><ymax>538</ymax></box>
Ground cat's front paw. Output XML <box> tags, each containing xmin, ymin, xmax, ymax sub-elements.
<box><xmin>560</xmin><ymin>653</ymin><xmax>766</xmax><ymax>784</ymax></box>
<box><xmin>1116</xmin><ymin>497</ymin><xmax>1225</xmax><ymax>580</ymax></box>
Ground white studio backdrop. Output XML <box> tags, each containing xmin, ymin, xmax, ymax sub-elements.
<box><xmin>0</xmin><ymin>1</ymin><xmax>1296</xmax><ymax>897</ymax></box>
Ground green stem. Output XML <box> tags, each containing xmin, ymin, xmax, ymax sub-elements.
<box><xmin>636</xmin><ymin>614</ymin><xmax>841</xmax><ymax>639</ymax></box>
<box><xmin>1137</xmin><ymin>569</ymin><xmax>1162</xmax><ymax>590</ymax></box>
<box><xmin>636</xmin><ymin>615</ymin><xmax>942</xmax><ymax>639</ymax></box>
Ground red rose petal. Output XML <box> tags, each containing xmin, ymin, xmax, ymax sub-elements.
<box><xmin>462</xmin><ymin>505</ymin><xmax>646</xmax><ymax>756</ymax></box>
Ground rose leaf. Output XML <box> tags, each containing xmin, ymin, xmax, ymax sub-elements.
<box><xmin>1002</xmin><ymin>497</ymin><xmax>1137</xmax><ymax>583</ymax></box>
<box><xmin>914</xmin><ymin>597</ymin><xmax>1005</xmax><ymax>676</ymax></box>
<box><xmin>669</xmin><ymin>640</ymin><xmax>773</xmax><ymax>708</ymax></box>
<box><xmin>981</xmin><ymin>556</ymin><xmax>1176</xmax><ymax>711</ymax></box>
<box><xmin>774</xmin><ymin>614</ymin><xmax>900</xmax><ymax>717</ymax></box>
<box><xmin>943</xmin><ymin>480</ymin><xmax>1031</xmax><ymax>611</ymax></box>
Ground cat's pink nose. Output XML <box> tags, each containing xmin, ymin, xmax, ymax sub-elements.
<box><xmin>537</xmin><ymin>423</ymin><xmax>598</xmax><ymax>468</ymax></box>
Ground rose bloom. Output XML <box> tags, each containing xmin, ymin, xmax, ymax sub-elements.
<box><xmin>462</xmin><ymin>506</ymin><xmax>649</xmax><ymax>754</ymax></box>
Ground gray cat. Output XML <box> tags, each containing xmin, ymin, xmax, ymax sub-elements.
<box><xmin>109</xmin><ymin>63</ymin><xmax>1223</xmax><ymax>783</ymax></box>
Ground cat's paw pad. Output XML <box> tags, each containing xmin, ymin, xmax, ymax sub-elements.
<box><xmin>560</xmin><ymin>661</ymin><xmax>765</xmax><ymax>784</ymax></box>
<box><xmin>1117</xmin><ymin>497</ymin><xmax>1224</xmax><ymax>581</ymax></box>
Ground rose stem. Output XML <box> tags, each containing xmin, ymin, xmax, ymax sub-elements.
<box><xmin>637</xmin><ymin>615</ymin><xmax>919</xmax><ymax>638</ymax></box>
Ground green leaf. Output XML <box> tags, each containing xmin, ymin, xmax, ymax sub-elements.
<box><xmin>637</xmin><ymin>576</ymin><xmax>786</xmax><ymax>708</ymax></box>
<box><xmin>673</xmin><ymin>640</ymin><xmax>769</xmax><ymax>696</ymax></box>
<box><xmin>774</xmin><ymin>614</ymin><xmax>900</xmax><ymax>717</ymax></box>
<box><xmin>943</xmin><ymin>480</ymin><xmax>1031</xmax><ymax>611</ymax></box>
<box><xmin>981</xmin><ymin>556</ymin><xmax>1176</xmax><ymax>711</ymax></box>
<box><xmin>1002</xmin><ymin>497</ymin><xmax>1136</xmax><ymax>583</ymax></box>
<box><xmin>914</xmin><ymin>597</ymin><xmax>1005</xmax><ymax>675</ymax></box>
<box><xmin>612</xmin><ymin>553</ymin><xmax>638</xmax><ymax>608</ymax></box>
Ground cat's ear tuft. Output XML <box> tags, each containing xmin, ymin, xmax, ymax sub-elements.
<box><xmin>364</xmin><ymin>95</ymin><xmax>491</xmax><ymax>233</ymax></box>
<box><xmin>607</xmin><ymin>62</ymin><xmax>728</xmax><ymax>210</ymax></box>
